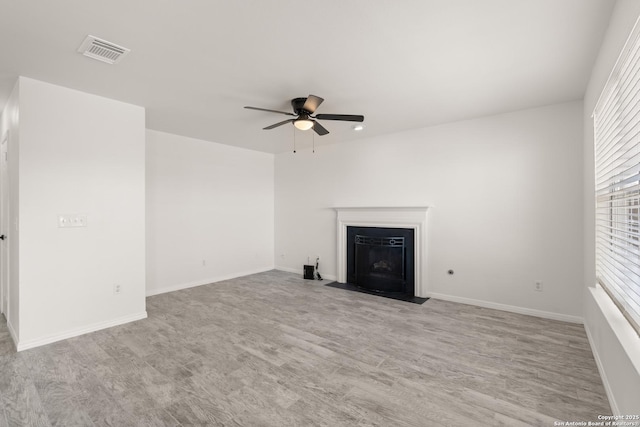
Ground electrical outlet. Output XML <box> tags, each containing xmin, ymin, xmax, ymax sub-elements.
<box><xmin>114</xmin><ymin>284</ymin><xmax>122</xmax><ymax>295</ymax></box>
<box><xmin>534</xmin><ymin>281</ymin><xmax>543</xmax><ymax>292</ymax></box>
<box><xmin>58</xmin><ymin>214</ymin><xmax>87</xmax><ymax>228</ymax></box>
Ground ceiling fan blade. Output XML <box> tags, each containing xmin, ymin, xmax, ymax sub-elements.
<box><xmin>302</xmin><ymin>95</ymin><xmax>324</xmax><ymax>114</ymax></box>
<box><xmin>263</xmin><ymin>119</ymin><xmax>294</xmax><ymax>130</ymax></box>
<box><xmin>245</xmin><ymin>106</ymin><xmax>295</xmax><ymax>116</ymax></box>
<box><xmin>312</xmin><ymin>121</ymin><xmax>330</xmax><ymax>136</ymax></box>
<box><xmin>314</xmin><ymin>113</ymin><xmax>364</xmax><ymax>122</ymax></box>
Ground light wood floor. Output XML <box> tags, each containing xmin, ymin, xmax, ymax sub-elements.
<box><xmin>0</xmin><ymin>270</ymin><xmax>610</xmax><ymax>426</ymax></box>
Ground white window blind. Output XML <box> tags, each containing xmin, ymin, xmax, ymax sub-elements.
<box><xmin>594</xmin><ymin>16</ymin><xmax>640</xmax><ymax>336</ymax></box>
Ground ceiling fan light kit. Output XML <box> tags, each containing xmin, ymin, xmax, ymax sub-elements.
<box><xmin>294</xmin><ymin>119</ymin><xmax>314</xmax><ymax>131</ymax></box>
<box><xmin>293</xmin><ymin>114</ymin><xmax>313</xmax><ymax>130</ymax></box>
<box><xmin>244</xmin><ymin>94</ymin><xmax>364</xmax><ymax>137</ymax></box>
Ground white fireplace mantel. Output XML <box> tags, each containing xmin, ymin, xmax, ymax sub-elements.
<box><xmin>334</xmin><ymin>206</ymin><xmax>430</xmax><ymax>298</ymax></box>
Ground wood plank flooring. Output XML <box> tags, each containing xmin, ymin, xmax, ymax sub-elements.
<box><xmin>0</xmin><ymin>270</ymin><xmax>610</xmax><ymax>426</ymax></box>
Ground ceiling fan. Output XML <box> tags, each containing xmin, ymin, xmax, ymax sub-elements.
<box><xmin>244</xmin><ymin>95</ymin><xmax>364</xmax><ymax>136</ymax></box>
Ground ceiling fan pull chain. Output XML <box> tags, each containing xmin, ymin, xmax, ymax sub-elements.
<box><xmin>312</xmin><ymin>130</ymin><xmax>315</xmax><ymax>153</ymax></box>
<box><xmin>293</xmin><ymin>125</ymin><xmax>296</xmax><ymax>153</ymax></box>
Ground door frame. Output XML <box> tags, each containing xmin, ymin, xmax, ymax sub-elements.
<box><xmin>1</xmin><ymin>130</ymin><xmax>9</xmax><ymax>318</ymax></box>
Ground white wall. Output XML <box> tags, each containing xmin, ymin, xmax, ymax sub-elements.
<box><xmin>275</xmin><ymin>101</ymin><xmax>584</xmax><ymax>322</ymax></box>
<box><xmin>16</xmin><ymin>77</ymin><xmax>146</xmax><ymax>350</ymax></box>
<box><xmin>583</xmin><ymin>0</ymin><xmax>640</xmax><ymax>415</ymax></box>
<box><xmin>146</xmin><ymin>129</ymin><xmax>274</xmax><ymax>296</ymax></box>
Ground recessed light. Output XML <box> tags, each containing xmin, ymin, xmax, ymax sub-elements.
<box><xmin>353</xmin><ymin>124</ymin><xmax>364</xmax><ymax>131</ymax></box>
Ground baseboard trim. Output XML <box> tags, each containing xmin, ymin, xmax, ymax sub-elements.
<box><xmin>274</xmin><ymin>266</ymin><xmax>302</xmax><ymax>276</ymax></box>
<box><xmin>428</xmin><ymin>292</ymin><xmax>583</xmax><ymax>324</ymax></box>
<box><xmin>146</xmin><ymin>267</ymin><xmax>275</xmax><ymax>297</ymax></box>
<box><xmin>16</xmin><ymin>311</ymin><xmax>148</xmax><ymax>352</ymax></box>
<box><xmin>584</xmin><ymin>317</ymin><xmax>619</xmax><ymax>415</ymax></box>
<box><xmin>274</xmin><ymin>266</ymin><xmax>337</xmax><ymax>282</ymax></box>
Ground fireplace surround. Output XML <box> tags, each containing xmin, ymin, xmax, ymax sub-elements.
<box><xmin>335</xmin><ymin>207</ymin><xmax>429</xmax><ymax>298</ymax></box>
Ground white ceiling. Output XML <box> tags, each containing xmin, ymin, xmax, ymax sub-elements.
<box><xmin>0</xmin><ymin>0</ymin><xmax>615</xmax><ymax>153</ymax></box>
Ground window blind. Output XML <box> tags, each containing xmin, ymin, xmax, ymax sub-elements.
<box><xmin>594</xmin><ymin>16</ymin><xmax>640</xmax><ymax>336</ymax></box>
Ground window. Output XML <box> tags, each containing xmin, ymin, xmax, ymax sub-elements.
<box><xmin>594</xmin><ymin>17</ymin><xmax>640</xmax><ymax>335</ymax></box>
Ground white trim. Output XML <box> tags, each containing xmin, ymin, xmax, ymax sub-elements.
<box><xmin>585</xmin><ymin>285</ymin><xmax>640</xmax><ymax>415</ymax></box>
<box><xmin>589</xmin><ymin>285</ymin><xmax>640</xmax><ymax>374</ymax></box>
<box><xmin>16</xmin><ymin>311</ymin><xmax>148</xmax><ymax>352</ymax></box>
<box><xmin>429</xmin><ymin>292</ymin><xmax>584</xmax><ymax>324</ymax></box>
<box><xmin>275</xmin><ymin>266</ymin><xmax>337</xmax><ymax>282</ymax></box>
<box><xmin>0</xmin><ymin>130</ymin><xmax>9</xmax><ymax>319</ymax></box>
<box><xmin>145</xmin><ymin>266</ymin><xmax>274</xmax><ymax>297</ymax></box>
<box><xmin>584</xmin><ymin>314</ymin><xmax>620</xmax><ymax>416</ymax></box>
<box><xmin>334</xmin><ymin>206</ymin><xmax>430</xmax><ymax>298</ymax></box>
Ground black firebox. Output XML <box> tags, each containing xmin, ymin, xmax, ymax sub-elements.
<box><xmin>346</xmin><ymin>226</ymin><xmax>415</xmax><ymax>297</ymax></box>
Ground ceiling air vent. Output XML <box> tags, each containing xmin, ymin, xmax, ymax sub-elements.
<box><xmin>77</xmin><ymin>35</ymin><xmax>130</xmax><ymax>64</ymax></box>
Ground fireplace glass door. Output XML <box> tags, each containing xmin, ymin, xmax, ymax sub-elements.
<box><xmin>347</xmin><ymin>226</ymin><xmax>415</xmax><ymax>296</ymax></box>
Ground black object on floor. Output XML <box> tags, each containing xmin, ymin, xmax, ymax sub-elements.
<box><xmin>325</xmin><ymin>282</ymin><xmax>429</xmax><ymax>305</ymax></box>
<box><xmin>303</xmin><ymin>265</ymin><xmax>315</xmax><ymax>280</ymax></box>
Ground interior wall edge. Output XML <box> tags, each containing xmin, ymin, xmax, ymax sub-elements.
<box><xmin>15</xmin><ymin>310</ymin><xmax>147</xmax><ymax>352</ymax></box>
<box><xmin>145</xmin><ymin>266</ymin><xmax>275</xmax><ymax>297</ymax></box>
<box><xmin>274</xmin><ymin>266</ymin><xmax>337</xmax><ymax>282</ymax></box>
<box><xmin>429</xmin><ymin>292</ymin><xmax>584</xmax><ymax>324</ymax></box>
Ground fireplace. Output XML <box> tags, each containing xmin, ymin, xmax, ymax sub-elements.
<box><xmin>347</xmin><ymin>226</ymin><xmax>415</xmax><ymax>296</ymax></box>
<box><xmin>335</xmin><ymin>206</ymin><xmax>429</xmax><ymax>298</ymax></box>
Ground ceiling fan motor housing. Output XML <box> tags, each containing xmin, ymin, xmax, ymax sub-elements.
<box><xmin>291</xmin><ymin>98</ymin><xmax>310</xmax><ymax>114</ymax></box>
